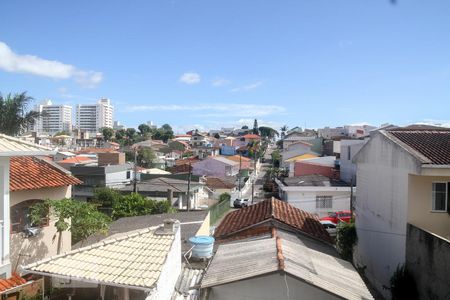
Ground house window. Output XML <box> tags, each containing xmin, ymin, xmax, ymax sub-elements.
<box><xmin>11</xmin><ymin>200</ymin><xmax>49</xmax><ymax>233</ymax></box>
<box><xmin>432</xmin><ymin>182</ymin><xmax>448</xmax><ymax>212</ymax></box>
<box><xmin>316</xmin><ymin>196</ymin><xmax>332</xmax><ymax>209</ymax></box>
<box><xmin>126</xmin><ymin>171</ymin><xmax>131</xmax><ymax>179</ymax></box>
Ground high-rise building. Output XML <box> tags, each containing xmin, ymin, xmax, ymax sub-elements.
<box><xmin>76</xmin><ymin>98</ymin><xmax>114</xmax><ymax>133</ymax></box>
<box><xmin>32</xmin><ymin>100</ymin><xmax>72</xmax><ymax>135</ymax></box>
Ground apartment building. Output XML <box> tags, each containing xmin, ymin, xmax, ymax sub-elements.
<box><xmin>32</xmin><ymin>100</ymin><xmax>72</xmax><ymax>135</ymax></box>
<box><xmin>76</xmin><ymin>98</ymin><xmax>113</xmax><ymax>133</ymax></box>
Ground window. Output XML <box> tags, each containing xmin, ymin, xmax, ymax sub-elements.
<box><xmin>316</xmin><ymin>196</ymin><xmax>332</xmax><ymax>209</ymax></box>
<box><xmin>432</xmin><ymin>182</ymin><xmax>448</xmax><ymax>212</ymax></box>
<box><xmin>126</xmin><ymin>171</ymin><xmax>131</xmax><ymax>179</ymax></box>
<box><xmin>347</xmin><ymin>146</ymin><xmax>351</xmax><ymax>160</ymax></box>
<box><xmin>11</xmin><ymin>200</ymin><xmax>49</xmax><ymax>233</ymax></box>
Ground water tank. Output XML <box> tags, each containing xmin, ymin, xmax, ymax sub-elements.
<box><xmin>189</xmin><ymin>236</ymin><xmax>215</xmax><ymax>258</ymax></box>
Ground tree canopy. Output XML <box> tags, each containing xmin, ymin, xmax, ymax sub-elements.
<box><xmin>0</xmin><ymin>92</ymin><xmax>42</xmax><ymax>136</ymax></box>
<box><xmin>252</xmin><ymin>119</ymin><xmax>259</xmax><ymax>134</ymax></box>
<box><xmin>101</xmin><ymin>127</ymin><xmax>114</xmax><ymax>141</ymax></box>
<box><xmin>258</xmin><ymin>126</ymin><xmax>279</xmax><ymax>139</ymax></box>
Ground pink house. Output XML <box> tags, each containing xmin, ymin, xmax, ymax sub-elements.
<box><xmin>192</xmin><ymin>156</ymin><xmax>239</xmax><ymax>178</ymax></box>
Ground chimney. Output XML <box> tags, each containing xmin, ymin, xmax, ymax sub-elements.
<box><xmin>155</xmin><ymin>219</ymin><xmax>178</xmax><ymax>235</ymax></box>
<box><xmin>167</xmin><ymin>189</ymin><xmax>174</xmax><ymax>205</ymax></box>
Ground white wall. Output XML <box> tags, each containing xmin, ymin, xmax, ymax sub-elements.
<box><xmin>340</xmin><ymin>139</ymin><xmax>367</xmax><ymax>184</ymax></box>
<box><xmin>283</xmin><ymin>190</ymin><xmax>351</xmax><ymax>217</ymax></box>
<box><xmin>0</xmin><ymin>157</ymin><xmax>11</xmax><ymax>277</ymax></box>
<box><xmin>353</xmin><ymin>133</ymin><xmax>421</xmax><ymax>298</ymax></box>
<box><xmin>208</xmin><ymin>273</ymin><xmax>340</xmax><ymax>300</ymax></box>
<box><xmin>11</xmin><ymin>186</ymin><xmax>72</xmax><ymax>272</ymax></box>
<box><xmin>147</xmin><ymin>224</ymin><xmax>181</xmax><ymax>300</ymax></box>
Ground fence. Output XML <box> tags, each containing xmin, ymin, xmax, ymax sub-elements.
<box><xmin>209</xmin><ymin>199</ymin><xmax>231</xmax><ymax>224</ymax></box>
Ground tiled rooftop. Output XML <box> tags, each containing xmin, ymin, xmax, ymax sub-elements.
<box><xmin>0</xmin><ymin>273</ymin><xmax>29</xmax><ymax>293</ymax></box>
<box><xmin>10</xmin><ymin>156</ymin><xmax>82</xmax><ymax>191</ymax></box>
<box><xmin>0</xmin><ymin>134</ymin><xmax>53</xmax><ymax>155</ymax></box>
<box><xmin>214</xmin><ymin>198</ymin><xmax>332</xmax><ymax>243</ymax></box>
<box><xmin>205</xmin><ymin>177</ymin><xmax>235</xmax><ymax>190</ymax></box>
<box><xmin>387</xmin><ymin>130</ymin><xmax>450</xmax><ymax>165</ymax></box>
<box><xmin>24</xmin><ymin>226</ymin><xmax>176</xmax><ymax>290</ymax></box>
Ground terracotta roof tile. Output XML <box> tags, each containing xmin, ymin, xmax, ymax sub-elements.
<box><xmin>205</xmin><ymin>177</ymin><xmax>235</xmax><ymax>190</ymax></box>
<box><xmin>242</xmin><ymin>134</ymin><xmax>261</xmax><ymax>139</ymax></box>
<box><xmin>10</xmin><ymin>156</ymin><xmax>82</xmax><ymax>192</ymax></box>
<box><xmin>214</xmin><ymin>198</ymin><xmax>332</xmax><ymax>243</ymax></box>
<box><xmin>0</xmin><ymin>273</ymin><xmax>28</xmax><ymax>293</ymax></box>
<box><xmin>58</xmin><ymin>156</ymin><xmax>94</xmax><ymax>164</ymax></box>
<box><xmin>387</xmin><ymin>130</ymin><xmax>450</xmax><ymax>165</ymax></box>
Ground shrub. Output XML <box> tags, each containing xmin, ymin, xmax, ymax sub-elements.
<box><xmin>389</xmin><ymin>264</ymin><xmax>418</xmax><ymax>300</ymax></box>
<box><xmin>219</xmin><ymin>193</ymin><xmax>231</xmax><ymax>203</ymax></box>
<box><xmin>336</xmin><ymin>220</ymin><xmax>357</xmax><ymax>260</ymax></box>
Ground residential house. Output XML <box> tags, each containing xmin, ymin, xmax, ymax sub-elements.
<box><xmin>353</xmin><ymin>129</ymin><xmax>450</xmax><ymax>297</ymax></box>
<box><xmin>10</xmin><ymin>157</ymin><xmax>81</xmax><ymax>270</ymax></box>
<box><xmin>189</xmin><ymin>132</ymin><xmax>207</xmax><ymax>148</ymax></box>
<box><xmin>174</xmin><ymin>134</ymin><xmax>192</xmax><ymax>143</ymax></box>
<box><xmin>71</xmin><ymin>153</ymin><xmax>133</xmax><ymax>201</ymax></box>
<box><xmin>120</xmin><ymin>177</ymin><xmax>210</xmax><ymax>209</ymax></box>
<box><xmin>214</xmin><ymin>198</ymin><xmax>332</xmax><ymax>244</ymax></box>
<box><xmin>205</xmin><ymin>177</ymin><xmax>236</xmax><ymax>199</ymax></box>
<box><xmin>201</xmin><ymin>229</ymin><xmax>373</xmax><ymax>300</ymax></box>
<box><xmin>192</xmin><ymin>156</ymin><xmax>239</xmax><ymax>178</ymax></box>
<box><xmin>0</xmin><ymin>134</ymin><xmax>55</xmax><ymax>293</ymax></box>
<box><xmin>56</xmin><ymin>155</ymin><xmax>97</xmax><ymax>171</ymax></box>
<box><xmin>170</xmin><ymin>156</ymin><xmax>200</xmax><ymax>174</ymax></box>
<box><xmin>191</xmin><ymin>146</ymin><xmax>220</xmax><ymax>160</ymax></box>
<box><xmin>23</xmin><ymin>221</ymin><xmax>182</xmax><ymax>300</ymax></box>
<box><xmin>103</xmin><ymin>141</ymin><xmax>120</xmax><ymax>150</ymax></box>
<box><xmin>292</xmin><ymin>156</ymin><xmax>339</xmax><ymax>179</ymax></box>
<box><xmin>284</xmin><ymin>153</ymin><xmax>318</xmax><ymax>177</ymax></box>
<box><xmin>276</xmin><ymin>175</ymin><xmax>351</xmax><ymax>218</ymax></box>
<box><xmin>339</xmin><ymin>139</ymin><xmax>368</xmax><ymax>184</ymax></box>
<box><xmin>53</xmin><ymin>151</ymin><xmax>76</xmax><ymax>162</ymax></box>
<box><xmin>281</xmin><ymin>140</ymin><xmax>318</xmax><ymax>167</ymax></box>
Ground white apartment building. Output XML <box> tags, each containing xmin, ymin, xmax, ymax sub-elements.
<box><xmin>32</xmin><ymin>100</ymin><xmax>72</xmax><ymax>135</ymax></box>
<box><xmin>76</xmin><ymin>98</ymin><xmax>114</xmax><ymax>133</ymax></box>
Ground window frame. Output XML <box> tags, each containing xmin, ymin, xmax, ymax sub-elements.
<box><xmin>316</xmin><ymin>195</ymin><xmax>333</xmax><ymax>209</ymax></box>
<box><xmin>431</xmin><ymin>182</ymin><xmax>448</xmax><ymax>213</ymax></box>
<box><xmin>11</xmin><ymin>199</ymin><xmax>49</xmax><ymax>234</ymax></box>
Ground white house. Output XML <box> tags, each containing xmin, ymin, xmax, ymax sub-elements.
<box><xmin>339</xmin><ymin>139</ymin><xmax>368</xmax><ymax>184</ymax></box>
<box><xmin>353</xmin><ymin>129</ymin><xmax>450</xmax><ymax>298</ymax></box>
<box><xmin>276</xmin><ymin>174</ymin><xmax>351</xmax><ymax>218</ymax></box>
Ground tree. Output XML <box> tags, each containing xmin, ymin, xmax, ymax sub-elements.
<box><xmin>101</xmin><ymin>127</ymin><xmax>114</xmax><ymax>142</ymax></box>
<box><xmin>336</xmin><ymin>220</ymin><xmax>357</xmax><ymax>261</ymax></box>
<box><xmin>0</xmin><ymin>92</ymin><xmax>42</xmax><ymax>136</ymax></box>
<box><xmin>126</xmin><ymin>128</ymin><xmax>137</xmax><ymax>142</ymax></box>
<box><xmin>30</xmin><ymin>199</ymin><xmax>111</xmax><ymax>250</ymax></box>
<box><xmin>115</xmin><ymin>128</ymin><xmax>126</xmax><ymax>141</ymax></box>
<box><xmin>258</xmin><ymin>126</ymin><xmax>279</xmax><ymax>139</ymax></box>
<box><xmin>138</xmin><ymin>124</ymin><xmax>151</xmax><ymax>137</ymax></box>
<box><xmin>252</xmin><ymin>119</ymin><xmax>259</xmax><ymax>134</ymax></box>
<box><xmin>214</xmin><ymin>133</ymin><xmax>220</xmax><ymax>139</ymax></box>
<box><xmin>280</xmin><ymin>125</ymin><xmax>288</xmax><ymax>139</ymax></box>
<box><xmin>241</xmin><ymin>125</ymin><xmax>249</xmax><ymax>130</ymax></box>
<box><xmin>136</xmin><ymin>147</ymin><xmax>156</xmax><ymax>168</ymax></box>
<box><xmin>54</xmin><ymin>131</ymin><xmax>70</xmax><ymax>136</ymax></box>
<box><xmin>271</xmin><ymin>149</ymin><xmax>281</xmax><ymax>167</ymax></box>
<box><xmin>219</xmin><ymin>193</ymin><xmax>231</xmax><ymax>203</ymax></box>
<box><xmin>158</xmin><ymin>124</ymin><xmax>174</xmax><ymax>142</ymax></box>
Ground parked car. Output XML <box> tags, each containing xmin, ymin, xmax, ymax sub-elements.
<box><xmin>233</xmin><ymin>198</ymin><xmax>249</xmax><ymax>208</ymax></box>
<box><xmin>320</xmin><ymin>220</ymin><xmax>337</xmax><ymax>237</ymax></box>
<box><xmin>320</xmin><ymin>210</ymin><xmax>353</xmax><ymax>224</ymax></box>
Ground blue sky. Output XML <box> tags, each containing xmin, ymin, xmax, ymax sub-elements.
<box><xmin>1</xmin><ymin>0</ymin><xmax>450</xmax><ymax>133</ymax></box>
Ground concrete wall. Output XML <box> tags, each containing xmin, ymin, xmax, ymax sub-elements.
<box><xmin>207</xmin><ymin>272</ymin><xmax>340</xmax><ymax>300</ymax></box>
<box><xmin>148</xmin><ymin>224</ymin><xmax>181</xmax><ymax>300</ymax></box>
<box><xmin>294</xmin><ymin>162</ymin><xmax>335</xmax><ymax>178</ymax></box>
<box><xmin>353</xmin><ymin>132</ymin><xmax>421</xmax><ymax>298</ymax></box>
<box><xmin>280</xmin><ymin>188</ymin><xmax>350</xmax><ymax>218</ymax></box>
<box><xmin>10</xmin><ymin>186</ymin><xmax>72</xmax><ymax>272</ymax></box>
<box><xmin>340</xmin><ymin>139</ymin><xmax>366</xmax><ymax>184</ymax></box>
<box><xmin>405</xmin><ymin>223</ymin><xmax>450</xmax><ymax>300</ymax></box>
<box><xmin>192</xmin><ymin>159</ymin><xmax>238</xmax><ymax>178</ymax></box>
<box><xmin>408</xmin><ymin>175</ymin><xmax>450</xmax><ymax>240</ymax></box>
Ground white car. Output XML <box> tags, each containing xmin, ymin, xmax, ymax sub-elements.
<box><xmin>320</xmin><ymin>220</ymin><xmax>337</xmax><ymax>237</ymax></box>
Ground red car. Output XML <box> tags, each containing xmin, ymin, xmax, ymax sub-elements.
<box><xmin>320</xmin><ymin>210</ymin><xmax>353</xmax><ymax>224</ymax></box>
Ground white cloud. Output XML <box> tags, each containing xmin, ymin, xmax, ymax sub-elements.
<box><xmin>230</xmin><ymin>81</ymin><xmax>263</xmax><ymax>92</ymax></box>
<box><xmin>179</xmin><ymin>72</ymin><xmax>201</xmax><ymax>84</ymax></box>
<box><xmin>0</xmin><ymin>41</ymin><xmax>103</xmax><ymax>88</ymax></box>
<box><xmin>413</xmin><ymin>119</ymin><xmax>450</xmax><ymax>128</ymax></box>
<box><xmin>211</xmin><ymin>78</ymin><xmax>230</xmax><ymax>87</ymax></box>
<box><xmin>125</xmin><ymin>103</ymin><xmax>285</xmax><ymax>118</ymax></box>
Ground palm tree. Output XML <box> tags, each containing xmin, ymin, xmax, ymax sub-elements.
<box><xmin>0</xmin><ymin>92</ymin><xmax>41</xmax><ymax>136</ymax></box>
<box><xmin>280</xmin><ymin>125</ymin><xmax>288</xmax><ymax>139</ymax></box>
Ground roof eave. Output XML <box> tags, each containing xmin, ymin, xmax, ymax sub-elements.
<box><xmin>0</xmin><ymin>150</ymin><xmax>56</xmax><ymax>157</ymax></box>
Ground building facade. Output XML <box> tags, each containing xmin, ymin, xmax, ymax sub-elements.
<box><xmin>76</xmin><ymin>98</ymin><xmax>113</xmax><ymax>133</ymax></box>
<box><xmin>32</xmin><ymin>100</ymin><xmax>72</xmax><ymax>135</ymax></box>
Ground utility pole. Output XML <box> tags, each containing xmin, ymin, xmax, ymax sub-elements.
<box><xmin>350</xmin><ymin>176</ymin><xmax>354</xmax><ymax>216</ymax></box>
<box><xmin>251</xmin><ymin>149</ymin><xmax>257</xmax><ymax>205</ymax></box>
<box><xmin>133</xmin><ymin>149</ymin><xmax>138</xmax><ymax>193</ymax></box>
<box><xmin>187</xmin><ymin>161</ymin><xmax>192</xmax><ymax>211</ymax></box>
<box><xmin>238</xmin><ymin>152</ymin><xmax>242</xmax><ymax>198</ymax></box>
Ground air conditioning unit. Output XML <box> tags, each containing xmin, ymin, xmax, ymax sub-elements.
<box><xmin>23</xmin><ymin>227</ymin><xmax>41</xmax><ymax>238</ymax></box>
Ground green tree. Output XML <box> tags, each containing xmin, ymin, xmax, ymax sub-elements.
<box><xmin>30</xmin><ymin>199</ymin><xmax>111</xmax><ymax>249</ymax></box>
<box><xmin>258</xmin><ymin>126</ymin><xmax>279</xmax><ymax>139</ymax></box>
<box><xmin>126</xmin><ymin>128</ymin><xmax>137</xmax><ymax>140</ymax></box>
<box><xmin>0</xmin><ymin>92</ymin><xmax>42</xmax><ymax>136</ymax></box>
<box><xmin>271</xmin><ymin>149</ymin><xmax>281</xmax><ymax>167</ymax></box>
<box><xmin>112</xmin><ymin>193</ymin><xmax>155</xmax><ymax>219</ymax></box>
<box><xmin>101</xmin><ymin>127</ymin><xmax>115</xmax><ymax>142</ymax></box>
<box><xmin>280</xmin><ymin>125</ymin><xmax>288</xmax><ymax>139</ymax></box>
<box><xmin>54</xmin><ymin>130</ymin><xmax>71</xmax><ymax>136</ymax></box>
<box><xmin>94</xmin><ymin>187</ymin><xmax>122</xmax><ymax>208</ymax></box>
<box><xmin>219</xmin><ymin>193</ymin><xmax>231</xmax><ymax>203</ymax></box>
<box><xmin>252</xmin><ymin>119</ymin><xmax>259</xmax><ymax>134</ymax></box>
<box><xmin>336</xmin><ymin>220</ymin><xmax>357</xmax><ymax>261</ymax></box>
<box><xmin>115</xmin><ymin>128</ymin><xmax>126</xmax><ymax>141</ymax></box>
<box><xmin>138</xmin><ymin>124</ymin><xmax>151</xmax><ymax>137</ymax></box>
<box><xmin>157</xmin><ymin>124</ymin><xmax>174</xmax><ymax>142</ymax></box>
<box><xmin>136</xmin><ymin>147</ymin><xmax>156</xmax><ymax>168</ymax></box>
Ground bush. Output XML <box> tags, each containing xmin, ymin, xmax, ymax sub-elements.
<box><xmin>219</xmin><ymin>193</ymin><xmax>231</xmax><ymax>203</ymax></box>
<box><xmin>153</xmin><ymin>200</ymin><xmax>174</xmax><ymax>214</ymax></box>
<box><xmin>112</xmin><ymin>193</ymin><xmax>155</xmax><ymax>219</ymax></box>
<box><xmin>336</xmin><ymin>220</ymin><xmax>357</xmax><ymax>260</ymax></box>
<box><xmin>389</xmin><ymin>264</ymin><xmax>417</xmax><ymax>300</ymax></box>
